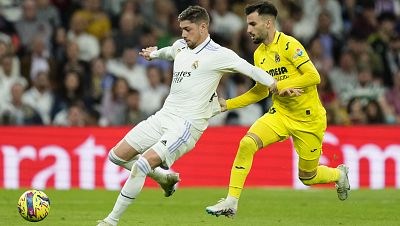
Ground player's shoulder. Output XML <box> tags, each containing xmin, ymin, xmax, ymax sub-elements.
<box><xmin>172</xmin><ymin>38</ymin><xmax>188</xmax><ymax>49</ymax></box>
<box><xmin>277</xmin><ymin>32</ymin><xmax>303</xmax><ymax>49</ymax></box>
<box><xmin>205</xmin><ymin>39</ymin><xmax>222</xmax><ymax>52</ymax></box>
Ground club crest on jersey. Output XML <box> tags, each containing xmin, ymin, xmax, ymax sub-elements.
<box><xmin>192</xmin><ymin>60</ymin><xmax>199</xmax><ymax>69</ymax></box>
<box><xmin>275</xmin><ymin>53</ymin><xmax>280</xmax><ymax>63</ymax></box>
<box><xmin>293</xmin><ymin>48</ymin><xmax>303</xmax><ymax>59</ymax></box>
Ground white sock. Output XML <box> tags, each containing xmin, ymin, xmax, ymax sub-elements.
<box><xmin>105</xmin><ymin>157</ymin><xmax>151</xmax><ymax>225</ymax></box>
<box><xmin>109</xmin><ymin>150</ymin><xmax>166</xmax><ymax>183</ymax></box>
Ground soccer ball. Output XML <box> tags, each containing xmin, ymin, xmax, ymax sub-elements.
<box><xmin>17</xmin><ymin>190</ymin><xmax>51</xmax><ymax>222</ymax></box>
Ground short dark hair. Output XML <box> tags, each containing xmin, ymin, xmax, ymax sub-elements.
<box><xmin>245</xmin><ymin>1</ymin><xmax>278</xmax><ymax>17</ymax></box>
<box><xmin>178</xmin><ymin>5</ymin><xmax>210</xmax><ymax>24</ymax></box>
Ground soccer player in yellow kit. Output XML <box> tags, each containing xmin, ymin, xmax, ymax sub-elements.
<box><xmin>206</xmin><ymin>1</ymin><xmax>350</xmax><ymax>217</ymax></box>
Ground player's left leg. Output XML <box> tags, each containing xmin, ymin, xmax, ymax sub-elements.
<box><xmin>206</xmin><ymin>112</ymin><xmax>289</xmax><ymax>217</ymax></box>
<box><xmin>103</xmin><ymin>148</ymin><xmax>163</xmax><ymax>226</ymax></box>
<box><xmin>291</xmin><ymin>118</ymin><xmax>350</xmax><ymax>200</ymax></box>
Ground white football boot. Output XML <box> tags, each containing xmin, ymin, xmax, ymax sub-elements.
<box><xmin>206</xmin><ymin>197</ymin><xmax>238</xmax><ymax>218</ymax></box>
<box><xmin>335</xmin><ymin>164</ymin><xmax>350</xmax><ymax>201</ymax></box>
<box><xmin>159</xmin><ymin>173</ymin><xmax>180</xmax><ymax>197</ymax></box>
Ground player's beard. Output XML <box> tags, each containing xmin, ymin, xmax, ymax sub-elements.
<box><xmin>252</xmin><ymin>36</ymin><xmax>264</xmax><ymax>44</ymax></box>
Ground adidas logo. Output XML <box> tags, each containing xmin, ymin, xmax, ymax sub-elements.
<box><xmin>161</xmin><ymin>140</ymin><xmax>167</xmax><ymax>146</ymax></box>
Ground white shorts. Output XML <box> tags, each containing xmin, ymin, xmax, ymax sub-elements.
<box><xmin>124</xmin><ymin>111</ymin><xmax>203</xmax><ymax>168</ymax></box>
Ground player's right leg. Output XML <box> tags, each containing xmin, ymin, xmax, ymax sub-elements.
<box><xmin>206</xmin><ymin>112</ymin><xmax>288</xmax><ymax>217</ymax></box>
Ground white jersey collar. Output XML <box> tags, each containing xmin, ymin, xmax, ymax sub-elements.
<box><xmin>191</xmin><ymin>35</ymin><xmax>211</xmax><ymax>54</ymax></box>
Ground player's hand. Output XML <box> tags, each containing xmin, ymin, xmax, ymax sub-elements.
<box><xmin>278</xmin><ymin>88</ymin><xmax>303</xmax><ymax>97</ymax></box>
<box><xmin>269</xmin><ymin>79</ymin><xmax>278</xmax><ymax>94</ymax></box>
<box><xmin>139</xmin><ymin>46</ymin><xmax>158</xmax><ymax>61</ymax></box>
<box><xmin>218</xmin><ymin>97</ymin><xmax>227</xmax><ymax>112</ymax></box>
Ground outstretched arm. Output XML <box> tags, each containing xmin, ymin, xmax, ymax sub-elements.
<box><xmin>225</xmin><ymin>82</ymin><xmax>270</xmax><ymax>110</ymax></box>
<box><xmin>139</xmin><ymin>46</ymin><xmax>175</xmax><ymax>61</ymax></box>
<box><xmin>139</xmin><ymin>39</ymin><xmax>186</xmax><ymax>61</ymax></box>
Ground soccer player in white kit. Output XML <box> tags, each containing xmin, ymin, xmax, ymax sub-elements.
<box><xmin>97</xmin><ymin>6</ymin><xmax>276</xmax><ymax>226</ymax></box>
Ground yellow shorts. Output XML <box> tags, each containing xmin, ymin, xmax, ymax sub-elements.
<box><xmin>248</xmin><ymin>107</ymin><xmax>327</xmax><ymax>161</ymax></box>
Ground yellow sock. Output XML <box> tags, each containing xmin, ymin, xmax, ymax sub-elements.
<box><xmin>228</xmin><ymin>136</ymin><xmax>258</xmax><ymax>198</ymax></box>
<box><xmin>301</xmin><ymin>165</ymin><xmax>341</xmax><ymax>186</ymax></box>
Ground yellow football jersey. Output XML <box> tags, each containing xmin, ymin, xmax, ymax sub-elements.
<box><xmin>254</xmin><ymin>31</ymin><xmax>326</xmax><ymax>121</ymax></box>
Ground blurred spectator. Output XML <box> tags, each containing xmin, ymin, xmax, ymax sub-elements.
<box><xmin>140</xmin><ymin>65</ymin><xmax>168</xmax><ymax>116</ymax></box>
<box><xmin>100</xmin><ymin>78</ymin><xmax>129</xmax><ymax>126</ymax></box>
<box><xmin>386</xmin><ymin>34</ymin><xmax>400</xmax><ymax>77</ymax></box>
<box><xmin>365</xmin><ymin>99</ymin><xmax>385</xmax><ymax>124</ymax></box>
<box><xmin>52</xmin><ymin>27</ymin><xmax>67</xmax><ymax>62</ymax></box>
<box><xmin>346</xmin><ymin>33</ymin><xmax>384</xmax><ymax>77</ymax></box>
<box><xmin>0</xmin><ymin>82</ymin><xmax>42</xmax><ymax>125</ymax></box>
<box><xmin>314</xmin><ymin>0</ymin><xmax>344</xmax><ymax>35</ymax></box>
<box><xmin>73</xmin><ymin>0</ymin><xmax>111</xmax><ymax>40</ymax></box>
<box><xmin>144</xmin><ymin>0</ymin><xmax>176</xmax><ymax>42</ymax></box>
<box><xmin>328</xmin><ymin>50</ymin><xmax>358</xmax><ymax>103</ymax></box>
<box><xmin>107</xmin><ymin>48</ymin><xmax>149</xmax><ymax>92</ymax></box>
<box><xmin>67</xmin><ymin>12</ymin><xmax>99</xmax><ymax>62</ymax></box>
<box><xmin>53</xmin><ymin>101</ymin><xmax>86</xmax><ymax>126</ymax></box>
<box><xmin>369</xmin><ymin>12</ymin><xmax>397</xmax><ymax>87</ymax></box>
<box><xmin>36</xmin><ymin>0</ymin><xmax>61</xmax><ymax>28</ymax></box>
<box><xmin>375</xmin><ymin>0</ymin><xmax>400</xmax><ymax>16</ymax></box>
<box><xmin>86</xmin><ymin>58</ymin><xmax>115</xmax><ymax>109</ymax></box>
<box><xmin>112</xmin><ymin>12</ymin><xmax>143</xmax><ymax>56</ymax></box>
<box><xmin>342</xmin><ymin>67</ymin><xmax>385</xmax><ymax>104</ymax></box>
<box><xmin>347</xmin><ymin>97</ymin><xmax>367</xmax><ymax>125</ymax></box>
<box><xmin>0</xmin><ymin>11</ymin><xmax>20</xmax><ymax>51</ymax></box>
<box><xmin>125</xmin><ymin>89</ymin><xmax>147</xmax><ymax>125</ymax></box>
<box><xmin>51</xmin><ymin>70</ymin><xmax>83</xmax><ymax>119</ymax></box>
<box><xmin>0</xmin><ymin>0</ymin><xmax>22</xmax><ymax>22</ymax></box>
<box><xmin>22</xmin><ymin>70</ymin><xmax>54</xmax><ymax>124</ymax></box>
<box><xmin>62</xmin><ymin>41</ymin><xmax>89</xmax><ymax>82</ymax></box>
<box><xmin>210</xmin><ymin>0</ymin><xmax>243</xmax><ymax>49</ymax></box>
<box><xmin>0</xmin><ymin>53</ymin><xmax>26</xmax><ymax>106</ymax></box>
<box><xmin>341</xmin><ymin>0</ymin><xmax>361</xmax><ymax>33</ymax></box>
<box><xmin>351</xmin><ymin>2</ymin><xmax>377</xmax><ymax>38</ymax></box>
<box><xmin>20</xmin><ymin>35</ymin><xmax>58</xmax><ymax>88</ymax></box>
<box><xmin>312</xmin><ymin>10</ymin><xmax>343</xmax><ymax>64</ymax></box>
<box><xmin>15</xmin><ymin>0</ymin><xmax>52</xmax><ymax>54</ymax></box>
<box><xmin>308</xmin><ymin>36</ymin><xmax>333</xmax><ymax>72</ymax></box>
<box><xmin>385</xmin><ymin>71</ymin><xmax>400</xmax><ymax>123</ymax></box>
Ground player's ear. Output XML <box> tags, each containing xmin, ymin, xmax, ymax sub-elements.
<box><xmin>200</xmin><ymin>22</ymin><xmax>207</xmax><ymax>32</ymax></box>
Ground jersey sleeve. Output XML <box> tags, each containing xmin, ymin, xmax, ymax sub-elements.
<box><xmin>226</xmin><ymin>82</ymin><xmax>270</xmax><ymax>110</ymax></box>
<box><xmin>217</xmin><ymin>48</ymin><xmax>275</xmax><ymax>87</ymax></box>
<box><xmin>283</xmin><ymin>37</ymin><xmax>310</xmax><ymax>69</ymax></box>
<box><xmin>150</xmin><ymin>39</ymin><xmax>186</xmax><ymax>61</ymax></box>
<box><xmin>277</xmin><ymin>37</ymin><xmax>320</xmax><ymax>90</ymax></box>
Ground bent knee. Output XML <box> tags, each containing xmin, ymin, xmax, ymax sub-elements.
<box><xmin>108</xmin><ymin>148</ymin><xmax>127</xmax><ymax>166</ymax></box>
<box><xmin>299</xmin><ymin>169</ymin><xmax>317</xmax><ymax>186</ymax></box>
<box><xmin>239</xmin><ymin>134</ymin><xmax>261</xmax><ymax>153</ymax></box>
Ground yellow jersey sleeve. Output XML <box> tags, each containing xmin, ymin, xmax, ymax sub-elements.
<box><xmin>277</xmin><ymin>38</ymin><xmax>320</xmax><ymax>91</ymax></box>
<box><xmin>226</xmin><ymin>82</ymin><xmax>269</xmax><ymax>110</ymax></box>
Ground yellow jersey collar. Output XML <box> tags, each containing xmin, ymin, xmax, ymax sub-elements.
<box><xmin>273</xmin><ymin>31</ymin><xmax>281</xmax><ymax>44</ymax></box>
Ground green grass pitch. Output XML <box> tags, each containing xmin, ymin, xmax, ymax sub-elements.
<box><xmin>1</xmin><ymin>188</ymin><xmax>399</xmax><ymax>226</ymax></box>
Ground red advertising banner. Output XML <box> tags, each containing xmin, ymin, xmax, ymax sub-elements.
<box><xmin>0</xmin><ymin>126</ymin><xmax>399</xmax><ymax>190</ymax></box>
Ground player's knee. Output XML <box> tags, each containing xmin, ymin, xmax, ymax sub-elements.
<box><xmin>108</xmin><ymin>148</ymin><xmax>125</xmax><ymax>166</ymax></box>
<box><xmin>238</xmin><ymin>136</ymin><xmax>259</xmax><ymax>155</ymax></box>
<box><xmin>299</xmin><ymin>169</ymin><xmax>317</xmax><ymax>186</ymax></box>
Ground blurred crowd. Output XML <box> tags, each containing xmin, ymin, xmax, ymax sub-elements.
<box><xmin>0</xmin><ymin>0</ymin><xmax>399</xmax><ymax>127</ymax></box>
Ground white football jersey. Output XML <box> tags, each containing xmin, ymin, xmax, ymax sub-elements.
<box><xmin>151</xmin><ymin>36</ymin><xmax>274</xmax><ymax>131</ymax></box>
